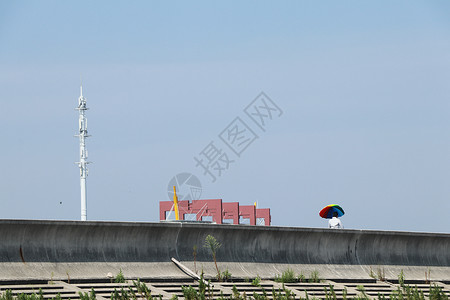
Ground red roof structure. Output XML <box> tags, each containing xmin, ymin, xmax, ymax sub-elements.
<box><xmin>159</xmin><ymin>199</ymin><xmax>271</xmax><ymax>226</ymax></box>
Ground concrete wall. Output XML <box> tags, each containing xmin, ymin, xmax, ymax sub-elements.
<box><xmin>0</xmin><ymin>220</ymin><xmax>448</xmax><ymax>281</ymax></box>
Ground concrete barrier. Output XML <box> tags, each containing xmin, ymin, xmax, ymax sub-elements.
<box><xmin>0</xmin><ymin>220</ymin><xmax>448</xmax><ymax>281</ymax></box>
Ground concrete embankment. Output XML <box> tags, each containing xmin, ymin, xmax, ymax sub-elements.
<box><xmin>0</xmin><ymin>220</ymin><xmax>448</xmax><ymax>281</ymax></box>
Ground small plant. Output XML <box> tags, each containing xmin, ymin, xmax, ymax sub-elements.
<box><xmin>110</xmin><ymin>283</ymin><xmax>154</xmax><ymax>300</ymax></box>
<box><xmin>274</xmin><ymin>268</ymin><xmax>297</xmax><ymax>283</ymax></box>
<box><xmin>252</xmin><ymin>287</ymin><xmax>268</xmax><ymax>300</ymax></box>
<box><xmin>79</xmin><ymin>288</ymin><xmax>96</xmax><ymax>300</ymax></box>
<box><xmin>133</xmin><ymin>279</ymin><xmax>152</xmax><ymax>300</ymax></box>
<box><xmin>204</xmin><ymin>234</ymin><xmax>222</xmax><ymax>281</ymax></box>
<box><xmin>217</xmin><ymin>291</ymin><xmax>227</xmax><ymax>300</ymax></box>
<box><xmin>309</xmin><ymin>270</ymin><xmax>320</xmax><ymax>283</ymax></box>
<box><xmin>324</xmin><ymin>284</ymin><xmax>337</xmax><ymax>300</ymax></box>
<box><xmin>377</xmin><ymin>267</ymin><xmax>386</xmax><ymax>281</ymax></box>
<box><xmin>232</xmin><ymin>285</ymin><xmax>241</xmax><ymax>300</ymax></box>
<box><xmin>429</xmin><ymin>284</ymin><xmax>448</xmax><ymax>300</ymax></box>
<box><xmin>2</xmin><ymin>290</ymin><xmax>13</xmax><ymax>300</ymax></box>
<box><xmin>398</xmin><ymin>270</ymin><xmax>405</xmax><ymax>287</ymax></box>
<box><xmin>222</xmin><ymin>269</ymin><xmax>232</xmax><ymax>282</ymax></box>
<box><xmin>181</xmin><ymin>285</ymin><xmax>197</xmax><ymax>300</ymax></box>
<box><xmin>368</xmin><ymin>266</ymin><xmax>387</xmax><ymax>282</ymax></box>
<box><xmin>378</xmin><ymin>292</ymin><xmax>387</xmax><ymax>300</ymax></box>
<box><xmin>356</xmin><ymin>285</ymin><xmax>369</xmax><ymax>300</ymax></box>
<box><xmin>193</xmin><ymin>245</ymin><xmax>198</xmax><ymax>274</ymax></box>
<box><xmin>342</xmin><ymin>287</ymin><xmax>348</xmax><ymax>300</ymax></box>
<box><xmin>390</xmin><ymin>282</ymin><xmax>427</xmax><ymax>300</ymax></box>
<box><xmin>198</xmin><ymin>273</ymin><xmax>208</xmax><ymax>298</ymax></box>
<box><xmin>110</xmin><ymin>288</ymin><xmax>119</xmax><ymax>300</ymax></box>
<box><xmin>305</xmin><ymin>291</ymin><xmax>309</xmax><ymax>300</ymax></box>
<box><xmin>252</xmin><ymin>276</ymin><xmax>261</xmax><ymax>287</ymax></box>
<box><xmin>271</xmin><ymin>285</ymin><xmax>295</xmax><ymax>300</ymax></box>
<box><xmin>181</xmin><ymin>273</ymin><xmax>214</xmax><ymax>300</ymax></box>
<box><xmin>425</xmin><ymin>269</ymin><xmax>431</xmax><ymax>284</ymax></box>
<box><xmin>115</xmin><ymin>269</ymin><xmax>126</xmax><ymax>283</ymax></box>
<box><xmin>170</xmin><ymin>295</ymin><xmax>179</xmax><ymax>300</ymax></box>
<box><xmin>298</xmin><ymin>272</ymin><xmax>306</xmax><ymax>283</ymax></box>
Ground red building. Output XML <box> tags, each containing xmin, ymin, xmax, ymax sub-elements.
<box><xmin>159</xmin><ymin>199</ymin><xmax>271</xmax><ymax>226</ymax></box>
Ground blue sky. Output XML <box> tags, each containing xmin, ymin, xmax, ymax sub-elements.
<box><xmin>1</xmin><ymin>1</ymin><xmax>449</xmax><ymax>232</ymax></box>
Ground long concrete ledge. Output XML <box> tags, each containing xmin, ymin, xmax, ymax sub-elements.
<box><xmin>0</xmin><ymin>220</ymin><xmax>448</xmax><ymax>281</ymax></box>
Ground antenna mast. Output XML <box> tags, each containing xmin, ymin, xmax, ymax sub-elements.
<box><xmin>75</xmin><ymin>84</ymin><xmax>90</xmax><ymax>221</ymax></box>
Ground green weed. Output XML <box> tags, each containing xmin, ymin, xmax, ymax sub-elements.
<box><xmin>274</xmin><ymin>269</ymin><xmax>297</xmax><ymax>283</ymax></box>
<box><xmin>308</xmin><ymin>270</ymin><xmax>320</xmax><ymax>283</ymax></box>
<box><xmin>115</xmin><ymin>268</ymin><xmax>126</xmax><ymax>283</ymax></box>
<box><xmin>252</xmin><ymin>276</ymin><xmax>261</xmax><ymax>287</ymax></box>
<box><xmin>204</xmin><ymin>234</ymin><xmax>222</xmax><ymax>281</ymax></box>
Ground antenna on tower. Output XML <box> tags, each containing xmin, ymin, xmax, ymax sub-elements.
<box><xmin>75</xmin><ymin>82</ymin><xmax>91</xmax><ymax>221</ymax></box>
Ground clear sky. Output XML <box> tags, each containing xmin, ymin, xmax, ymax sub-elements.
<box><xmin>1</xmin><ymin>1</ymin><xmax>449</xmax><ymax>232</ymax></box>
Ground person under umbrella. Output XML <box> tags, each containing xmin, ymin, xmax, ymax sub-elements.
<box><xmin>319</xmin><ymin>204</ymin><xmax>344</xmax><ymax>229</ymax></box>
<box><xmin>328</xmin><ymin>211</ymin><xmax>343</xmax><ymax>229</ymax></box>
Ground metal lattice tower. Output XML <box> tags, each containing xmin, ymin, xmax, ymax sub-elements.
<box><xmin>75</xmin><ymin>84</ymin><xmax>90</xmax><ymax>221</ymax></box>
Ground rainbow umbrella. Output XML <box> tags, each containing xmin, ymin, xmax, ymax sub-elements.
<box><xmin>319</xmin><ymin>204</ymin><xmax>345</xmax><ymax>219</ymax></box>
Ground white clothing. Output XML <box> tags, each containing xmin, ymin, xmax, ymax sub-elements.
<box><xmin>328</xmin><ymin>217</ymin><xmax>343</xmax><ymax>229</ymax></box>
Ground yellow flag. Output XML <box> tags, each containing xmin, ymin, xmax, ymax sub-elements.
<box><xmin>173</xmin><ymin>186</ymin><xmax>179</xmax><ymax>220</ymax></box>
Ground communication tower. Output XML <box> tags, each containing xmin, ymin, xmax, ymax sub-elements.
<box><xmin>75</xmin><ymin>84</ymin><xmax>90</xmax><ymax>221</ymax></box>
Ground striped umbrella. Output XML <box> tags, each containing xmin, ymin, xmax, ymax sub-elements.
<box><xmin>319</xmin><ymin>204</ymin><xmax>345</xmax><ymax>219</ymax></box>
